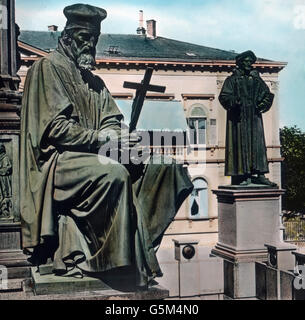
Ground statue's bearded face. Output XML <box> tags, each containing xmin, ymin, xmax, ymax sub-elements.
<box><xmin>70</xmin><ymin>29</ymin><xmax>100</xmax><ymax>70</ymax></box>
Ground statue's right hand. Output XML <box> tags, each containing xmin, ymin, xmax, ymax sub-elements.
<box><xmin>119</xmin><ymin>132</ymin><xmax>142</xmax><ymax>149</ymax></box>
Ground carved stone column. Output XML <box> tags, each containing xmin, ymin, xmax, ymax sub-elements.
<box><xmin>0</xmin><ymin>0</ymin><xmax>20</xmax><ymax>90</ymax></box>
<box><xmin>0</xmin><ymin>0</ymin><xmax>30</xmax><ymax>281</ymax></box>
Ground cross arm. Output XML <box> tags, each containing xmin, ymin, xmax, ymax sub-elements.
<box><xmin>123</xmin><ymin>82</ymin><xmax>166</xmax><ymax>94</ymax></box>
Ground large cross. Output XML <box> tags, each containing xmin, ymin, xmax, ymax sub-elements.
<box><xmin>123</xmin><ymin>67</ymin><xmax>166</xmax><ymax>132</ymax></box>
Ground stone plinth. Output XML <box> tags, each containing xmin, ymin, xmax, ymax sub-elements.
<box><xmin>20</xmin><ymin>268</ymin><xmax>170</xmax><ymax>300</ymax></box>
<box><xmin>293</xmin><ymin>251</ymin><xmax>305</xmax><ymax>268</ymax></box>
<box><xmin>213</xmin><ymin>187</ymin><xmax>284</xmax><ymax>256</ymax></box>
<box><xmin>211</xmin><ymin>186</ymin><xmax>285</xmax><ymax>299</ymax></box>
<box><xmin>25</xmin><ymin>267</ymin><xmax>170</xmax><ymax>300</ymax></box>
<box><xmin>173</xmin><ymin>239</ymin><xmax>200</xmax><ymax>298</ymax></box>
<box><xmin>265</xmin><ymin>242</ymin><xmax>296</xmax><ymax>271</ymax></box>
<box><xmin>0</xmin><ymin>279</ymin><xmax>169</xmax><ymax>300</ymax></box>
<box><xmin>31</xmin><ymin>267</ymin><xmax>111</xmax><ymax>295</ymax></box>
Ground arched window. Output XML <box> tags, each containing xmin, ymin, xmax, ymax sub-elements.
<box><xmin>189</xmin><ymin>178</ymin><xmax>208</xmax><ymax>220</ymax></box>
<box><xmin>188</xmin><ymin>104</ymin><xmax>207</xmax><ymax>145</ymax></box>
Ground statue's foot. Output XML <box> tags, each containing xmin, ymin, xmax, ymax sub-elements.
<box><xmin>253</xmin><ymin>175</ymin><xmax>277</xmax><ymax>187</ymax></box>
<box><xmin>239</xmin><ymin>177</ymin><xmax>251</xmax><ymax>186</ymax></box>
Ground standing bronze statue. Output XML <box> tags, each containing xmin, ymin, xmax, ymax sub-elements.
<box><xmin>20</xmin><ymin>4</ymin><xmax>193</xmax><ymax>288</ymax></box>
<box><xmin>219</xmin><ymin>50</ymin><xmax>277</xmax><ymax>186</ymax></box>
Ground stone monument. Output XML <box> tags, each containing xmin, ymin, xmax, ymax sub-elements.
<box><xmin>211</xmin><ymin>50</ymin><xmax>295</xmax><ymax>299</ymax></box>
<box><xmin>0</xmin><ymin>0</ymin><xmax>30</xmax><ymax>281</ymax></box>
<box><xmin>19</xmin><ymin>3</ymin><xmax>193</xmax><ymax>297</ymax></box>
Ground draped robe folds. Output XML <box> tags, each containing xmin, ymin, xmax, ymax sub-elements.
<box><xmin>20</xmin><ymin>41</ymin><xmax>193</xmax><ymax>286</ymax></box>
<box><xmin>218</xmin><ymin>68</ymin><xmax>274</xmax><ymax>177</ymax></box>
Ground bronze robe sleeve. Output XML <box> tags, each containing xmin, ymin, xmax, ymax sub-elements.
<box><xmin>48</xmin><ymin>115</ymin><xmax>104</xmax><ymax>154</ymax></box>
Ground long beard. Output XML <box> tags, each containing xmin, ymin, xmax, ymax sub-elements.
<box><xmin>70</xmin><ymin>39</ymin><xmax>96</xmax><ymax>71</ymax></box>
<box><xmin>77</xmin><ymin>52</ymin><xmax>96</xmax><ymax>70</ymax></box>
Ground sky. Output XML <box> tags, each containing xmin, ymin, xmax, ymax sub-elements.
<box><xmin>15</xmin><ymin>0</ymin><xmax>305</xmax><ymax>130</ymax></box>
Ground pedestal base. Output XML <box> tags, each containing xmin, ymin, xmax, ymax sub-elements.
<box><xmin>214</xmin><ymin>187</ymin><xmax>284</xmax><ymax>252</ymax></box>
<box><xmin>31</xmin><ymin>267</ymin><xmax>110</xmax><ymax>295</ymax></box>
<box><xmin>28</xmin><ymin>267</ymin><xmax>170</xmax><ymax>300</ymax></box>
<box><xmin>212</xmin><ymin>187</ymin><xmax>285</xmax><ymax>299</ymax></box>
<box><xmin>211</xmin><ymin>245</ymin><xmax>267</xmax><ymax>299</ymax></box>
<box><xmin>0</xmin><ymin>277</ymin><xmax>169</xmax><ymax>300</ymax></box>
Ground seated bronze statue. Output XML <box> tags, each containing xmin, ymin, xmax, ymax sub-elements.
<box><xmin>20</xmin><ymin>4</ymin><xmax>193</xmax><ymax>288</ymax></box>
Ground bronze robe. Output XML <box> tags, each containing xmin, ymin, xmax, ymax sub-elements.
<box><xmin>219</xmin><ymin>68</ymin><xmax>274</xmax><ymax>177</ymax></box>
<box><xmin>20</xmin><ymin>41</ymin><xmax>193</xmax><ymax>286</ymax></box>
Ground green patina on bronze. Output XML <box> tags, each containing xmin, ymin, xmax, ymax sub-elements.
<box><xmin>20</xmin><ymin>3</ymin><xmax>193</xmax><ymax>287</ymax></box>
<box><xmin>219</xmin><ymin>50</ymin><xmax>276</xmax><ymax>186</ymax></box>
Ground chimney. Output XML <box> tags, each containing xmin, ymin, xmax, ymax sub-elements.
<box><xmin>146</xmin><ymin>20</ymin><xmax>156</xmax><ymax>38</ymax></box>
<box><xmin>136</xmin><ymin>10</ymin><xmax>146</xmax><ymax>35</ymax></box>
<box><xmin>48</xmin><ymin>25</ymin><xmax>58</xmax><ymax>32</ymax></box>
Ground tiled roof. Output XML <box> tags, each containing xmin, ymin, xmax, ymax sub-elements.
<box><xmin>96</xmin><ymin>34</ymin><xmax>239</xmax><ymax>61</ymax></box>
<box><xmin>19</xmin><ymin>31</ymin><xmax>61</xmax><ymax>52</ymax></box>
<box><xmin>19</xmin><ymin>31</ymin><xmax>270</xmax><ymax>62</ymax></box>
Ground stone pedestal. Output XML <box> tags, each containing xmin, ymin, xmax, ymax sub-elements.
<box><xmin>265</xmin><ymin>243</ymin><xmax>296</xmax><ymax>272</ymax></box>
<box><xmin>31</xmin><ymin>267</ymin><xmax>111</xmax><ymax>295</ymax></box>
<box><xmin>1</xmin><ymin>276</ymin><xmax>170</xmax><ymax>300</ymax></box>
<box><xmin>173</xmin><ymin>239</ymin><xmax>200</xmax><ymax>298</ymax></box>
<box><xmin>211</xmin><ymin>186</ymin><xmax>285</xmax><ymax>299</ymax></box>
<box><xmin>0</xmin><ymin>266</ymin><xmax>169</xmax><ymax>300</ymax></box>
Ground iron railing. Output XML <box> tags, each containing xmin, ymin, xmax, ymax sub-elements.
<box><xmin>283</xmin><ymin>220</ymin><xmax>305</xmax><ymax>242</ymax></box>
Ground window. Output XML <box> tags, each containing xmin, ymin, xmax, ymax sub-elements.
<box><xmin>189</xmin><ymin>178</ymin><xmax>208</xmax><ymax>220</ymax></box>
<box><xmin>210</xmin><ymin>119</ymin><xmax>216</xmax><ymax>126</ymax></box>
<box><xmin>188</xmin><ymin>104</ymin><xmax>207</xmax><ymax>145</ymax></box>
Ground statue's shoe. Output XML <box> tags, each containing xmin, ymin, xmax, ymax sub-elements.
<box><xmin>239</xmin><ymin>177</ymin><xmax>252</xmax><ymax>186</ymax></box>
<box><xmin>252</xmin><ymin>176</ymin><xmax>277</xmax><ymax>187</ymax></box>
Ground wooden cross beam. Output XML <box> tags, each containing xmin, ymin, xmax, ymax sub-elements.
<box><xmin>123</xmin><ymin>67</ymin><xmax>166</xmax><ymax>132</ymax></box>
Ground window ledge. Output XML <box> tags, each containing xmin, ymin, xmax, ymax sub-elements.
<box><xmin>189</xmin><ymin>144</ymin><xmax>219</xmax><ymax>150</ymax></box>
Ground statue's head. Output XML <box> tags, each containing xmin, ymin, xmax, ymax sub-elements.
<box><xmin>61</xmin><ymin>4</ymin><xmax>107</xmax><ymax>70</ymax></box>
<box><xmin>236</xmin><ymin>50</ymin><xmax>257</xmax><ymax>73</ymax></box>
